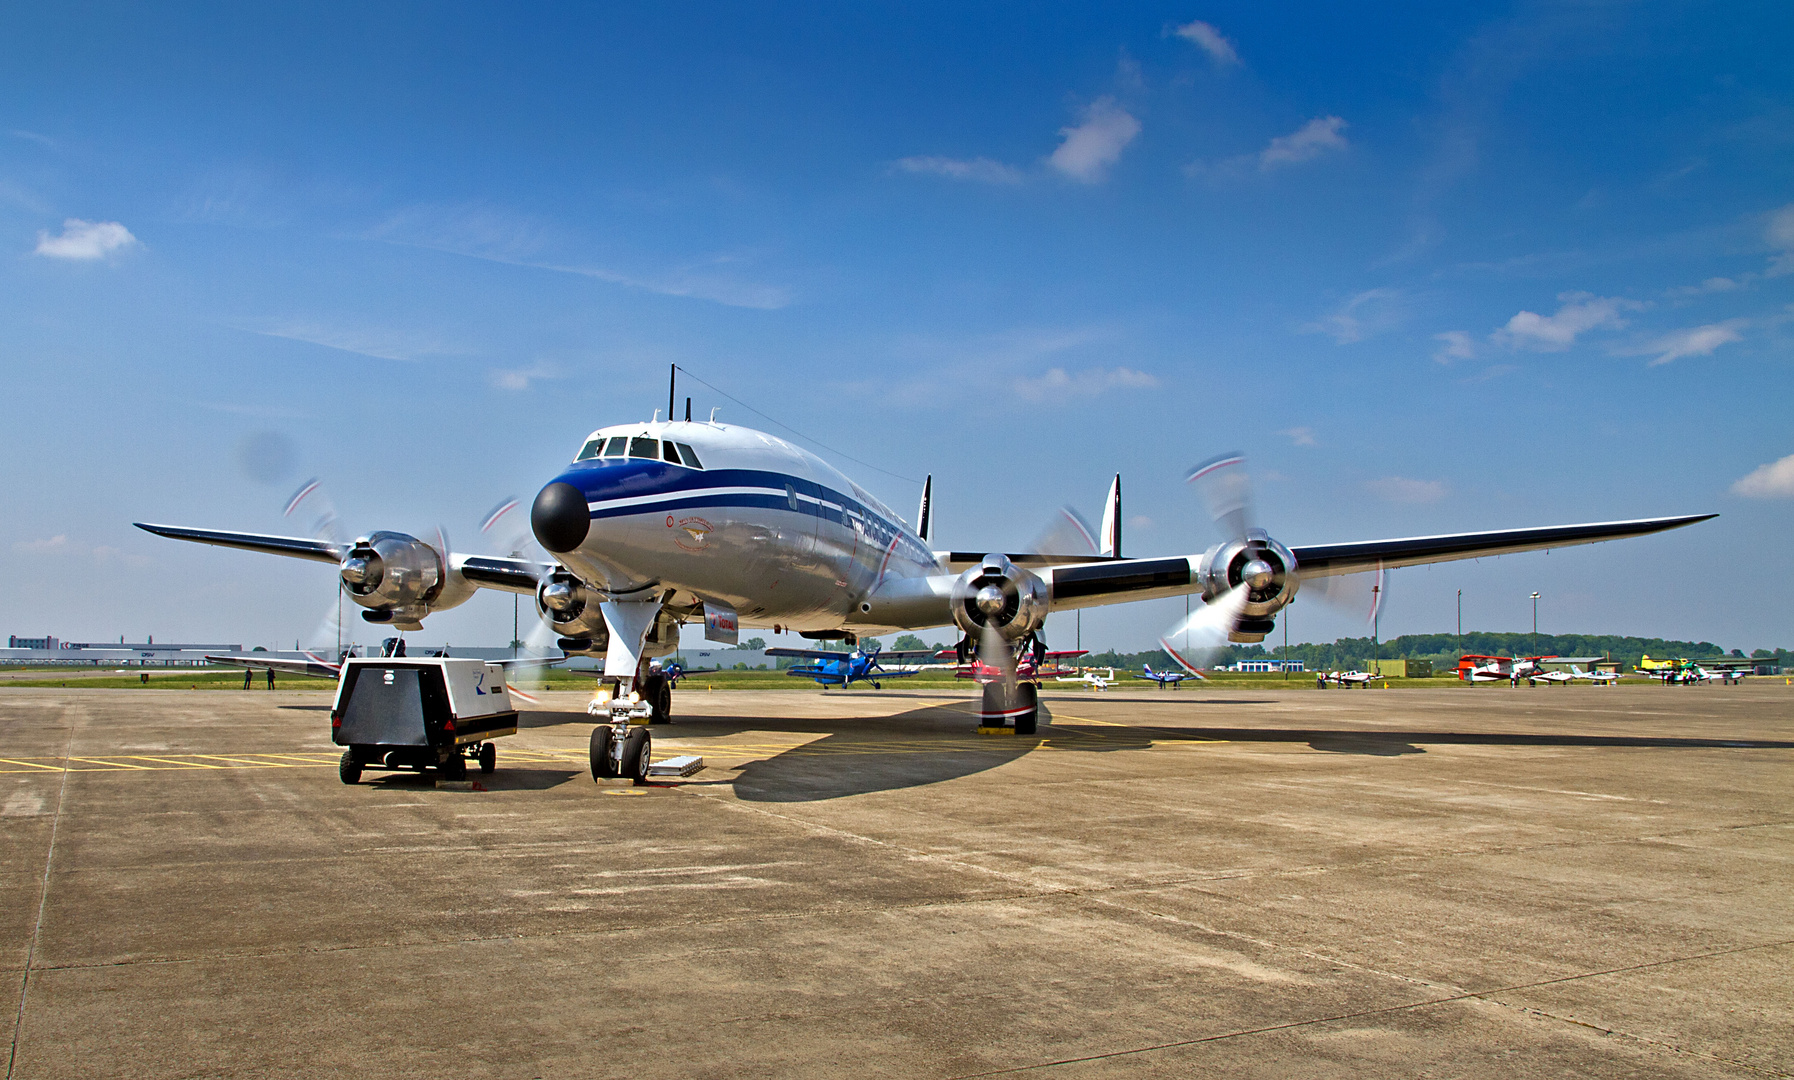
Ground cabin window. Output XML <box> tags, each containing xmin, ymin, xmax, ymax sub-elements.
<box><xmin>662</xmin><ymin>441</ymin><xmax>682</xmax><ymax>464</ymax></box>
<box><xmin>629</xmin><ymin>436</ymin><xmax>659</xmax><ymax>459</ymax></box>
<box><xmin>575</xmin><ymin>439</ymin><xmax>604</xmax><ymax>461</ymax></box>
<box><xmin>674</xmin><ymin>442</ymin><xmax>702</xmax><ymax>469</ymax></box>
<box><xmin>602</xmin><ymin>437</ymin><xmax>628</xmax><ymax>457</ymax></box>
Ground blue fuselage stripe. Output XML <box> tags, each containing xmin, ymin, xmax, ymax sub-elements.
<box><xmin>554</xmin><ymin>462</ymin><xmax>934</xmax><ymax>566</ymax></box>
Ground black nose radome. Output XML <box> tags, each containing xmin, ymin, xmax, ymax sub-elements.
<box><xmin>532</xmin><ymin>482</ymin><xmax>590</xmax><ymax>553</ymax></box>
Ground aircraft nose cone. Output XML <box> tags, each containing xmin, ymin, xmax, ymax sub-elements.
<box><xmin>532</xmin><ymin>482</ymin><xmax>590</xmax><ymax>553</ymax></box>
<box><xmin>1242</xmin><ymin>558</ymin><xmax>1276</xmax><ymax>590</ymax></box>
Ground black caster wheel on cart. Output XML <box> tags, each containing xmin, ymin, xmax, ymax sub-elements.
<box><xmin>590</xmin><ymin>726</ymin><xmax>616</xmax><ymax>780</ymax></box>
<box><xmin>441</xmin><ymin>753</ymin><xmax>468</xmax><ymax>781</ymax></box>
<box><xmin>339</xmin><ymin>750</ymin><xmax>361</xmax><ymax>785</ymax></box>
<box><xmin>478</xmin><ymin>743</ymin><xmax>496</xmax><ymax>774</ymax></box>
<box><xmin>623</xmin><ymin>728</ymin><xmax>652</xmax><ymax>786</ymax></box>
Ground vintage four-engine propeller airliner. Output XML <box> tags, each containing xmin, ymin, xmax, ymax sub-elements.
<box><xmin>138</xmin><ymin>416</ymin><xmax>1714</xmax><ymax>781</ymax></box>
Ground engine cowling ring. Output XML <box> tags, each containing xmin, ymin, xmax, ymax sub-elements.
<box><xmin>950</xmin><ymin>554</ymin><xmax>1049</xmax><ymax>642</ymax></box>
<box><xmin>1197</xmin><ymin>531</ymin><xmax>1299</xmax><ymax>640</ymax></box>
<box><xmin>535</xmin><ymin>570</ymin><xmax>610</xmax><ymax>650</ymax></box>
<box><xmin>339</xmin><ymin>532</ymin><xmax>444</xmax><ymax>624</ymax></box>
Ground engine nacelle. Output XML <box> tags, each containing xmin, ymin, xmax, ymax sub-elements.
<box><xmin>1196</xmin><ymin>529</ymin><xmax>1299</xmax><ymax>642</ymax></box>
<box><xmin>536</xmin><ymin>570</ymin><xmax>611</xmax><ymax>653</ymax></box>
<box><xmin>340</xmin><ymin>532</ymin><xmax>445</xmax><ymax>630</ymax></box>
<box><xmin>950</xmin><ymin>554</ymin><xmax>1049</xmax><ymax>641</ymax></box>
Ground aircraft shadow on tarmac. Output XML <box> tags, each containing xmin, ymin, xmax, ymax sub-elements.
<box><xmin>504</xmin><ymin>706</ymin><xmax>1794</xmax><ymax>802</ymax></box>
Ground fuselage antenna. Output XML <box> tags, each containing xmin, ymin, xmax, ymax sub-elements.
<box><xmin>709</xmin><ymin>406</ymin><xmax>721</xmax><ymax>424</ymax></box>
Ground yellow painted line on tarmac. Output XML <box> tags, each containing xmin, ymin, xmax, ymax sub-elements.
<box><xmin>129</xmin><ymin>755</ymin><xmax>227</xmax><ymax>768</ymax></box>
<box><xmin>1049</xmin><ymin>713</ymin><xmax>1127</xmax><ymax>726</ymax></box>
<box><xmin>0</xmin><ymin>757</ymin><xmax>69</xmax><ymax>771</ymax></box>
<box><xmin>192</xmin><ymin>754</ymin><xmax>286</xmax><ymax>768</ymax></box>
<box><xmin>65</xmin><ymin>756</ymin><xmax>154</xmax><ymax>769</ymax></box>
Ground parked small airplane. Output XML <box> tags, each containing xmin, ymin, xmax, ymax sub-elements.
<box><xmin>767</xmin><ymin>643</ymin><xmax>938</xmax><ymax>689</ymax></box>
<box><xmin>1133</xmin><ymin>663</ymin><xmax>1203</xmax><ymax>689</ymax></box>
<box><xmin>1055</xmin><ymin>667</ymin><xmax>1116</xmax><ymax>691</ymax></box>
<box><xmin>1322</xmin><ymin>670</ymin><xmax>1378</xmax><ymax>688</ymax></box>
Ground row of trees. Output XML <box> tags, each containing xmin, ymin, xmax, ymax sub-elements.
<box><xmin>725</xmin><ymin>631</ymin><xmax>1788</xmax><ymax>676</ymax></box>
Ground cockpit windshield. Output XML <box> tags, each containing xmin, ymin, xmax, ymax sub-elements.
<box><xmin>575</xmin><ymin>432</ymin><xmax>704</xmax><ymax>468</ymax></box>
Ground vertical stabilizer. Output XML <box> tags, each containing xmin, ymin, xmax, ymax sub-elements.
<box><xmin>1099</xmin><ymin>474</ymin><xmax>1121</xmax><ymax>556</ymax></box>
<box><xmin>916</xmin><ymin>475</ymin><xmax>933</xmax><ymax>544</ymax></box>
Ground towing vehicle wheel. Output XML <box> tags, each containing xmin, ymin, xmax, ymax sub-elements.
<box><xmin>623</xmin><ymin>728</ymin><xmax>652</xmax><ymax>786</ymax></box>
<box><xmin>590</xmin><ymin>727</ymin><xmax>616</xmax><ymax>780</ymax></box>
<box><xmin>655</xmin><ymin>682</ymin><xmax>672</xmax><ymax>724</ymax></box>
<box><xmin>442</xmin><ymin>753</ymin><xmax>467</xmax><ymax>780</ymax></box>
<box><xmin>339</xmin><ymin>750</ymin><xmax>361</xmax><ymax>785</ymax></box>
<box><xmin>478</xmin><ymin>743</ymin><xmax>496</xmax><ymax>774</ymax></box>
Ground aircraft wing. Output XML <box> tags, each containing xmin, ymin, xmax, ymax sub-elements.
<box><xmin>1289</xmin><ymin>514</ymin><xmax>1716</xmax><ymax>577</ymax></box>
<box><xmin>134</xmin><ymin>523</ymin><xmax>549</xmax><ymax>595</ymax></box>
<box><xmin>764</xmin><ymin>647</ymin><xmax>849</xmax><ymax>660</ymax></box>
<box><xmin>1040</xmin><ymin>512</ymin><xmax>1713</xmax><ymax>607</ymax></box>
<box><xmin>876</xmin><ymin>649</ymin><xmax>942</xmax><ymax>660</ymax></box>
<box><xmin>137</xmin><ymin>523</ymin><xmax>344</xmax><ymax>564</ymax></box>
<box><xmin>205</xmin><ymin>654</ymin><xmax>340</xmax><ymax>679</ymax></box>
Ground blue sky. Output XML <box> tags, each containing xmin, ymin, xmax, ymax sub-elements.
<box><xmin>3</xmin><ymin>2</ymin><xmax>1791</xmax><ymax>653</ymax></box>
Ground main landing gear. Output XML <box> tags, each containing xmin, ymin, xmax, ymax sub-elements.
<box><xmin>978</xmin><ymin>681</ymin><xmax>1039</xmax><ymax>736</ymax></box>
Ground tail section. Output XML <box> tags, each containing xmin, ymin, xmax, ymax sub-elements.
<box><xmin>1099</xmin><ymin>474</ymin><xmax>1121</xmax><ymax>557</ymax></box>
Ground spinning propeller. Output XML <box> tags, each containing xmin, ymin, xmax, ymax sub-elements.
<box><xmin>1159</xmin><ymin>454</ymin><xmax>1389</xmax><ymax>674</ymax></box>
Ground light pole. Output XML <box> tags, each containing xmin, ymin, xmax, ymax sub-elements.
<box><xmin>1530</xmin><ymin>591</ymin><xmax>1541</xmax><ymax>655</ymax></box>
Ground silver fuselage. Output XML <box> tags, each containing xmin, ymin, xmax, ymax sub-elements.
<box><xmin>544</xmin><ymin>421</ymin><xmax>944</xmax><ymax>631</ymax></box>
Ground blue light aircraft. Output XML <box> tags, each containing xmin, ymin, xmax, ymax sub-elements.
<box><xmin>137</xmin><ymin>401</ymin><xmax>1716</xmax><ymax>778</ymax></box>
<box><xmin>1133</xmin><ymin>663</ymin><xmax>1203</xmax><ymax>689</ymax></box>
<box><xmin>766</xmin><ymin>644</ymin><xmax>939</xmax><ymax>689</ymax></box>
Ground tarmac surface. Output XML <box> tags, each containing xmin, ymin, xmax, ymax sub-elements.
<box><xmin>0</xmin><ymin>682</ymin><xmax>1789</xmax><ymax>1078</ymax></box>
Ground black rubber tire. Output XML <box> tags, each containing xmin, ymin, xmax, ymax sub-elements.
<box><xmin>979</xmin><ymin>683</ymin><xmax>1002</xmax><ymax>724</ymax></box>
<box><xmin>590</xmin><ymin>726</ymin><xmax>616</xmax><ymax>780</ymax></box>
<box><xmin>478</xmin><ymin>743</ymin><xmax>496</xmax><ymax>774</ymax></box>
<box><xmin>338</xmin><ymin>750</ymin><xmax>361</xmax><ymax>785</ymax></box>
<box><xmin>441</xmin><ymin>753</ymin><xmax>467</xmax><ymax>780</ymax></box>
<box><xmin>1014</xmin><ymin>683</ymin><xmax>1039</xmax><ymax>736</ymax></box>
<box><xmin>623</xmin><ymin>728</ymin><xmax>652</xmax><ymax>786</ymax></box>
<box><xmin>656</xmin><ymin>682</ymin><xmax>672</xmax><ymax>724</ymax></box>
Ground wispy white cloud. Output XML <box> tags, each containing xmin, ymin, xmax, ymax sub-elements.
<box><xmin>1766</xmin><ymin>203</ymin><xmax>1794</xmax><ymax>276</ymax></box>
<box><xmin>9</xmin><ymin>129</ymin><xmax>54</xmax><ymax>147</ymax></box>
<box><xmin>1365</xmin><ymin>476</ymin><xmax>1448</xmax><ymax>504</ymax></box>
<box><xmin>1432</xmin><ymin>330</ymin><xmax>1476</xmax><ymax>363</ymax></box>
<box><xmin>252</xmin><ymin>322</ymin><xmax>456</xmax><ymax>363</ymax></box>
<box><xmin>1173</xmin><ymin>21</ymin><xmax>1240</xmax><ymax>66</ymax></box>
<box><xmin>12</xmin><ymin>535</ymin><xmax>69</xmax><ymax>555</ymax></box>
<box><xmin>1494</xmin><ymin>292</ymin><xmax>1641</xmax><ymax>351</ymax></box>
<box><xmin>1190</xmin><ymin>116</ymin><xmax>1350</xmax><ymax>178</ymax></box>
<box><xmin>1667</xmin><ymin>276</ymin><xmax>1744</xmax><ymax>297</ymax></box>
<box><xmin>1259</xmin><ymin>116</ymin><xmax>1348</xmax><ymax>170</ymax></box>
<box><xmin>489</xmin><ymin>362</ymin><xmax>559</xmax><ymax>390</ymax></box>
<box><xmin>33</xmin><ymin>218</ymin><xmax>138</xmax><ymax>259</ymax></box>
<box><xmin>1301</xmin><ymin>288</ymin><xmax>1402</xmax><ymax>344</ymax></box>
<box><xmin>893</xmin><ymin>156</ymin><xmax>1023</xmax><ymax>184</ymax></box>
<box><xmin>1732</xmin><ymin>453</ymin><xmax>1794</xmax><ymax>498</ymax></box>
<box><xmin>1279</xmin><ymin>426</ymin><xmax>1317</xmax><ymax>447</ymax></box>
<box><xmin>12</xmin><ymin>534</ymin><xmax>148</xmax><ymax>567</ymax></box>
<box><xmin>1013</xmin><ymin>366</ymin><xmax>1157</xmax><ymax>402</ymax></box>
<box><xmin>1618</xmin><ymin>320</ymin><xmax>1746</xmax><ymax>366</ymax></box>
<box><xmin>374</xmin><ymin>203</ymin><xmax>792</xmax><ymax>309</ymax></box>
<box><xmin>1048</xmin><ymin>98</ymin><xmax>1141</xmax><ymax>184</ymax></box>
